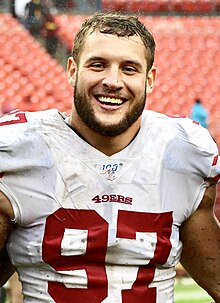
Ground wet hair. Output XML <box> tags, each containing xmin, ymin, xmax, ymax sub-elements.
<box><xmin>71</xmin><ymin>11</ymin><xmax>156</xmax><ymax>72</ymax></box>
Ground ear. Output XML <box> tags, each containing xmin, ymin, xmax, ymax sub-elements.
<box><xmin>67</xmin><ymin>56</ymin><xmax>77</xmax><ymax>86</ymax></box>
<box><xmin>146</xmin><ymin>66</ymin><xmax>156</xmax><ymax>94</ymax></box>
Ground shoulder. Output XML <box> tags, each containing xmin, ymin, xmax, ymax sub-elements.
<box><xmin>142</xmin><ymin>110</ymin><xmax>214</xmax><ymax>149</ymax></box>
<box><xmin>142</xmin><ymin>110</ymin><xmax>219</xmax><ymax>178</ymax></box>
<box><xmin>0</xmin><ymin>109</ymin><xmax>62</xmax><ymax>172</ymax></box>
<box><xmin>0</xmin><ymin>108</ymin><xmax>60</xmax><ymax>124</ymax></box>
<box><xmin>164</xmin><ymin>113</ymin><xmax>216</xmax><ymax>155</ymax></box>
<box><xmin>0</xmin><ymin>108</ymin><xmax>60</xmax><ymax>143</ymax></box>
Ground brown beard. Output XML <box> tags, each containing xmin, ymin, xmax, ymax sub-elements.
<box><xmin>73</xmin><ymin>79</ymin><xmax>147</xmax><ymax>137</ymax></box>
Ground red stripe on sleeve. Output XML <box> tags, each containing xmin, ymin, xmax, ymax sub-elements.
<box><xmin>213</xmin><ymin>174</ymin><xmax>220</xmax><ymax>182</ymax></box>
<box><xmin>212</xmin><ymin>155</ymin><xmax>218</xmax><ymax>166</ymax></box>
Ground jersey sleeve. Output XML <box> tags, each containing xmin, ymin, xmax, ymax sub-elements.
<box><xmin>185</xmin><ymin>119</ymin><xmax>220</xmax><ymax>182</ymax></box>
<box><xmin>0</xmin><ymin>110</ymin><xmax>56</xmax><ymax>173</ymax></box>
<box><xmin>166</xmin><ymin>115</ymin><xmax>220</xmax><ymax>182</ymax></box>
<box><xmin>0</xmin><ymin>110</ymin><xmax>30</xmax><ymax>172</ymax></box>
<box><xmin>162</xmin><ymin>115</ymin><xmax>220</xmax><ymax>219</ymax></box>
<box><xmin>0</xmin><ymin>110</ymin><xmax>56</xmax><ymax>225</ymax></box>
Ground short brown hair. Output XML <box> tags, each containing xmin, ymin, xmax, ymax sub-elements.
<box><xmin>71</xmin><ymin>12</ymin><xmax>156</xmax><ymax>72</ymax></box>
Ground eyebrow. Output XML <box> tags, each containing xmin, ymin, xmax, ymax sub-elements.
<box><xmin>85</xmin><ymin>56</ymin><xmax>143</xmax><ymax>69</ymax></box>
<box><xmin>123</xmin><ymin>60</ymin><xmax>143</xmax><ymax>69</ymax></box>
<box><xmin>85</xmin><ymin>56</ymin><xmax>105</xmax><ymax>63</ymax></box>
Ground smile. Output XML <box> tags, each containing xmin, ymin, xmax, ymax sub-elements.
<box><xmin>98</xmin><ymin>96</ymin><xmax>124</xmax><ymax>105</ymax></box>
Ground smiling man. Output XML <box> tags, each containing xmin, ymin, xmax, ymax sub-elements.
<box><xmin>67</xmin><ymin>15</ymin><xmax>156</xmax><ymax>153</ymax></box>
<box><xmin>68</xmin><ymin>30</ymin><xmax>154</xmax><ymax>140</ymax></box>
<box><xmin>0</xmin><ymin>12</ymin><xmax>220</xmax><ymax>303</ymax></box>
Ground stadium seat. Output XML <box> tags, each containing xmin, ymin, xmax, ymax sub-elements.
<box><xmin>102</xmin><ymin>0</ymin><xmax>217</xmax><ymax>13</ymax></box>
<box><xmin>0</xmin><ymin>13</ymin><xmax>73</xmax><ymax>114</ymax></box>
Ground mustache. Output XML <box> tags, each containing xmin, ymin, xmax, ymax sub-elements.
<box><xmin>92</xmin><ymin>87</ymin><xmax>130</xmax><ymax>99</ymax></box>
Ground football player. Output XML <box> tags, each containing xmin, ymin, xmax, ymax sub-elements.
<box><xmin>0</xmin><ymin>12</ymin><xmax>220</xmax><ymax>303</ymax></box>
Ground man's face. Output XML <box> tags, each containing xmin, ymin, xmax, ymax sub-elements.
<box><xmin>68</xmin><ymin>31</ymin><xmax>155</xmax><ymax>136</ymax></box>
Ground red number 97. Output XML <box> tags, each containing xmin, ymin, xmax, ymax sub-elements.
<box><xmin>42</xmin><ymin>209</ymin><xmax>172</xmax><ymax>303</ymax></box>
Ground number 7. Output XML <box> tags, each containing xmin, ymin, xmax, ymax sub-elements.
<box><xmin>117</xmin><ymin>210</ymin><xmax>172</xmax><ymax>302</ymax></box>
<box><xmin>0</xmin><ymin>112</ymin><xmax>27</xmax><ymax>126</ymax></box>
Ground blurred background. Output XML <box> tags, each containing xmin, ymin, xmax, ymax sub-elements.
<box><xmin>0</xmin><ymin>1</ymin><xmax>219</xmax><ymax>302</ymax></box>
<box><xmin>0</xmin><ymin>1</ymin><xmax>219</xmax><ymax>141</ymax></box>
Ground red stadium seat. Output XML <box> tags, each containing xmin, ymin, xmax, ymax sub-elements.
<box><xmin>103</xmin><ymin>0</ymin><xmax>216</xmax><ymax>13</ymax></box>
<box><xmin>0</xmin><ymin>13</ymin><xmax>219</xmax><ymax>145</ymax></box>
<box><xmin>0</xmin><ymin>13</ymin><xmax>72</xmax><ymax>114</ymax></box>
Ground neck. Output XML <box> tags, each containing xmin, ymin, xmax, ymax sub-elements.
<box><xmin>69</xmin><ymin>113</ymin><xmax>141</xmax><ymax>156</ymax></box>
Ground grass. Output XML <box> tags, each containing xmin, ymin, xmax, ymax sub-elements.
<box><xmin>174</xmin><ymin>277</ymin><xmax>213</xmax><ymax>303</ymax></box>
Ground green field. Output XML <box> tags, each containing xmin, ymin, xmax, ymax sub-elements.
<box><xmin>174</xmin><ymin>277</ymin><xmax>213</xmax><ymax>303</ymax></box>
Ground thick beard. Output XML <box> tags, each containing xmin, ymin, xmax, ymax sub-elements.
<box><xmin>74</xmin><ymin>83</ymin><xmax>147</xmax><ymax>137</ymax></box>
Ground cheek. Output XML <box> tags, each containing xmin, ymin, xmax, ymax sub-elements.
<box><xmin>78</xmin><ymin>72</ymin><xmax>98</xmax><ymax>89</ymax></box>
<box><xmin>75</xmin><ymin>76</ymin><xmax>96</xmax><ymax>101</ymax></box>
<box><xmin>130</xmin><ymin>79</ymin><xmax>146</xmax><ymax>95</ymax></box>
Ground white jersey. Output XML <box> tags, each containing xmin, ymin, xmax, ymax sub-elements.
<box><xmin>0</xmin><ymin>109</ymin><xmax>219</xmax><ymax>303</ymax></box>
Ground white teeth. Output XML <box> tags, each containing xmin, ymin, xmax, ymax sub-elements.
<box><xmin>98</xmin><ymin>96</ymin><xmax>123</xmax><ymax>105</ymax></box>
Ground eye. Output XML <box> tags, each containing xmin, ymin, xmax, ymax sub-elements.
<box><xmin>122</xmin><ymin>66</ymin><xmax>137</xmax><ymax>74</ymax></box>
<box><xmin>90</xmin><ymin>62</ymin><xmax>105</xmax><ymax>70</ymax></box>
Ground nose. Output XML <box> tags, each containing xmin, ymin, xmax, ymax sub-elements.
<box><xmin>102</xmin><ymin>67</ymin><xmax>123</xmax><ymax>90</ymax></box>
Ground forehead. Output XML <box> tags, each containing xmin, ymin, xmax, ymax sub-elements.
<box><xmin>80</xmin><ymin>30</ymin><xmax>147</xmax><ymax>63</ymax></box>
